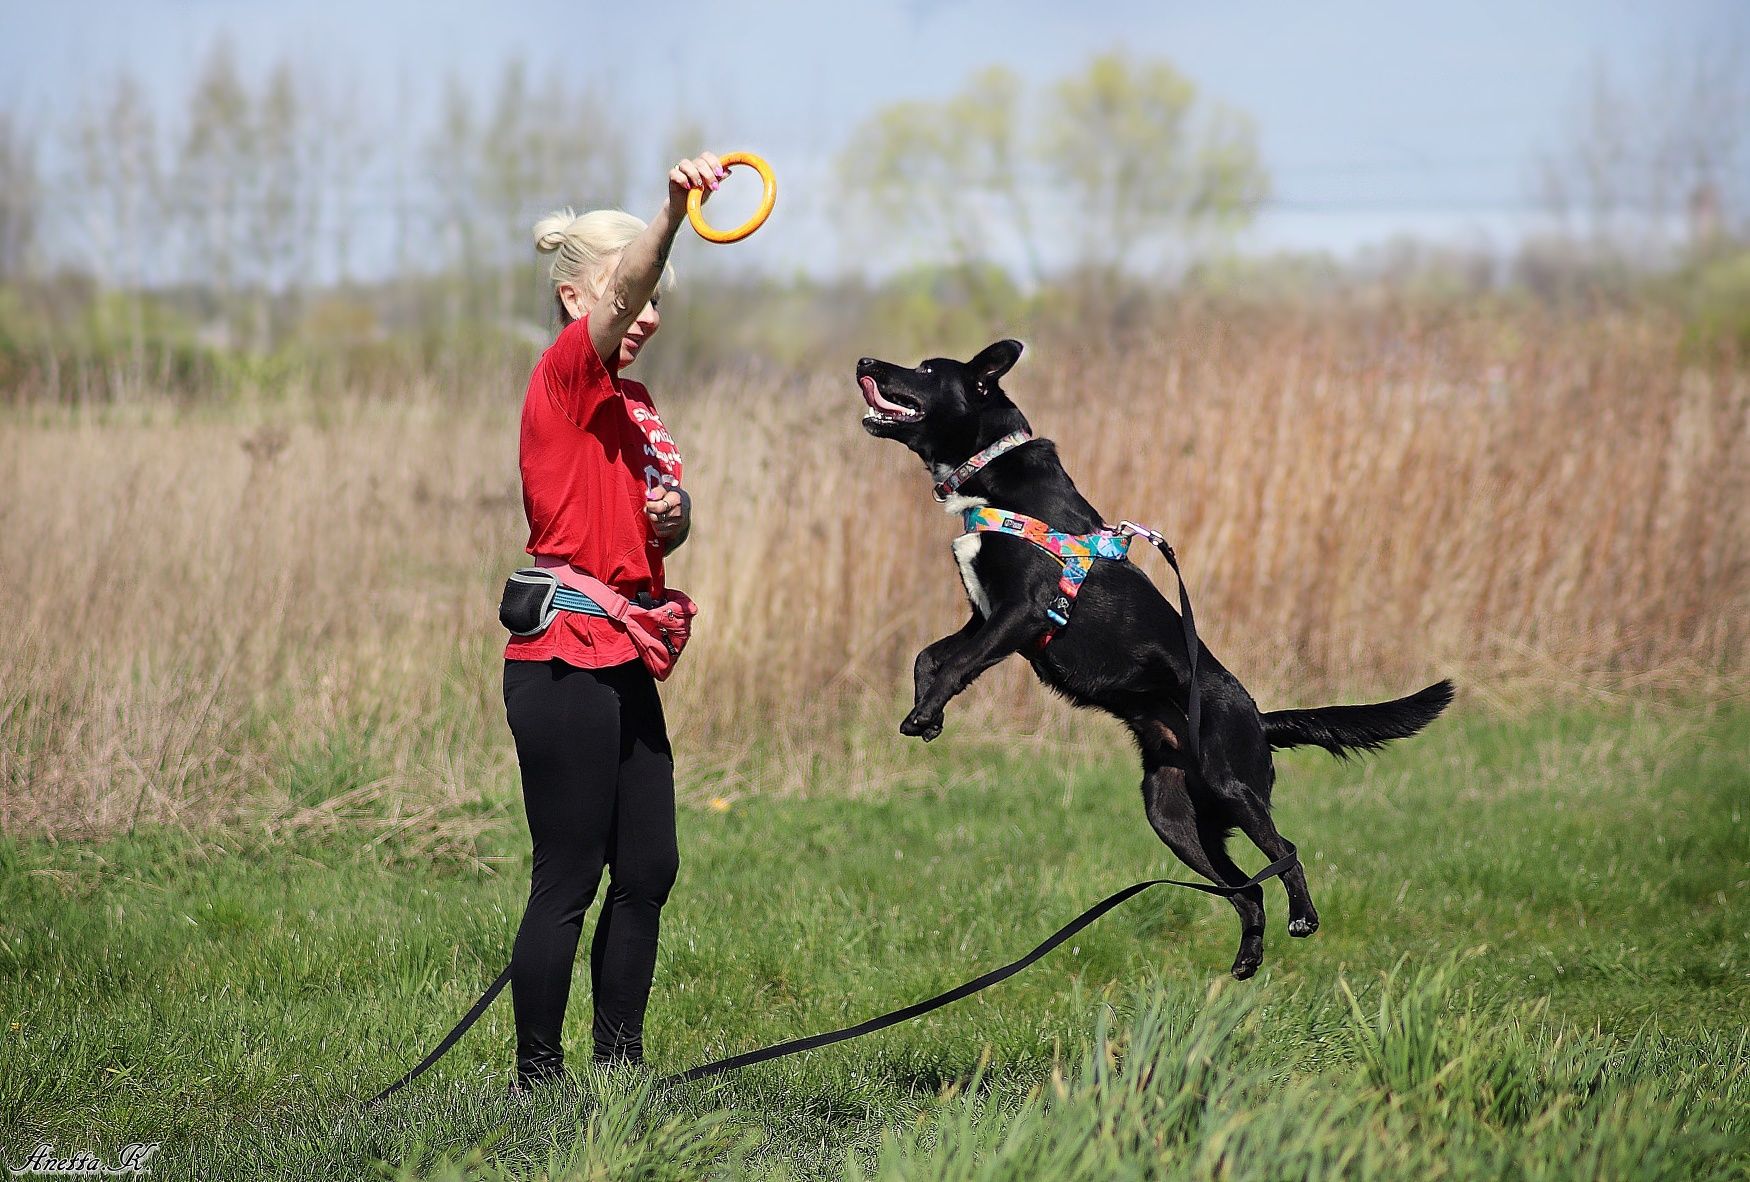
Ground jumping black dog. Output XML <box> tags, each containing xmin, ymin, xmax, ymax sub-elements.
<box><xmin>856</xmin><ymin>339</ymin><xmax>1453</xmax><ymax>978</ymax></box>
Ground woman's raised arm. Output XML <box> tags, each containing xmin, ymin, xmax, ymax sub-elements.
<box><xmin>588</xmin><ymin>152</ymin><xmax>723</xmax><ymax>364</ymax></box>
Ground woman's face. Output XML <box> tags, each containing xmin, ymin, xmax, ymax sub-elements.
<box><xmin>558</xmin><ymin>251</ymin><xmax>662</xmax><ymax>370</ymax></box>
<box><xmin>617</xmin><ymin>288</ymin><xmax>661</xmax><ymax>370</ymax></box>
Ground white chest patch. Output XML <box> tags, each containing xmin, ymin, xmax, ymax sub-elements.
<box><xmin>943</xmin><ymin>494</ymin><xmax>991</xmax><ymax>617</ymax></box>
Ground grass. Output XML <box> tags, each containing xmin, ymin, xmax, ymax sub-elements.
<box><xmin>2</xmin><ymin>700</ymin><xmax>1746</xmax><ymax>1179</ymax></box>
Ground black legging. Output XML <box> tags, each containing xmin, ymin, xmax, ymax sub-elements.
<box><xmin>502</xmin><ymin>657</ymin><xmax>679</xmax><ymax>1081</ymax></box>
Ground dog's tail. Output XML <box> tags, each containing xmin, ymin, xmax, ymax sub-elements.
<box><xmin>1262</xmin><ymin>679</ymin><xmax>1455</xmax><ymax>760</ymax></box>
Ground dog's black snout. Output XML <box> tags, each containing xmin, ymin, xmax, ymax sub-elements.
<box><xmin>857</xmin><ymin>357</ymin><xmax>877</xmax><ymax>373</ymax></box>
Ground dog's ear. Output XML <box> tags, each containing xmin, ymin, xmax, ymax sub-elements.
<box><xmin>969</xmin><ymin>339</ymin><xmax>1023</xmax><ymax>396</ymax></box>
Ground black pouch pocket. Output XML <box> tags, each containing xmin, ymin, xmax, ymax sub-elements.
<box><xmin>500</xmin><ymin>569</ymin><xmax>560</xmax><ymax>636</ymax></box>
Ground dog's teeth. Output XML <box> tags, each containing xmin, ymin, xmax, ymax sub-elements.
<box><xmin>862</xmin><ymin>405</ymin><xmax>920</xmax><ymax>424</ymax></box>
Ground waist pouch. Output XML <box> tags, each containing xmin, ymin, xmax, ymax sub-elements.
<box><xmin>500</xmin><ymin>563</ymin><xmax>698</xmax><ymax>681</ymax></box>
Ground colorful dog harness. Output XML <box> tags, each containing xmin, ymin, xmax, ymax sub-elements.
<box><xmin>936</xmin><ymin>430</ymin><xmax>1136</xmax><ymax>646</ymax></box>
<box><xmin>961</xmin><ymin>506</ymin><xmax>1132</xmax><ymax>644</ymax></box>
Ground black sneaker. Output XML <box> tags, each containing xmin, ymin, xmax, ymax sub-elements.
<box><xmin>508</xmin><ymin>1066</ymin><xmax>566</xmax><ymax>1097</ymax></box>
<box><xmin>590</xmin><ymin>1050</ymin><xmax>649</xmax><ymax>1079</ymax></box>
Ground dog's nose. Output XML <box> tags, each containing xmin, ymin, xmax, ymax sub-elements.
<box><xmin>857</xmin><ymin>357</ymin><xmax>875</xmax><ymax>371</ymax></box>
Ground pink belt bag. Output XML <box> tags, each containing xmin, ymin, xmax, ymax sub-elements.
<box><xmin>499</xmin><ymin>556</ymin><xmax>698</xmax><ymax>681</ymax></box>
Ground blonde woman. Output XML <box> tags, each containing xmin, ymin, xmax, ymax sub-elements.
<box><xmin>502</xmin><ymin>152</ymin><xmax>723</xmax><ymax>1092</ymax></box>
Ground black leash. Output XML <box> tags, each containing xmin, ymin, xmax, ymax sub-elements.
<box><xmin>1117</xmin><ymin>522</ymin><xmax>1201</xmax><ymax>766</ymax></box>
<box><xmin>363</xmin><ymin>851</ymin><xmax>1295</xmax><ymax>1104</ymax></box>
<box><xmin>365</xmin><ymin>963</ymin><xmax>513</xmax><ymax>1106</ymax></box>
<box><xmin>366</xmin><ymin>519</ymin><xmax>1221</xmax><ymax>1106</ymax></box>
<box><xmin>657</xmin><ymin>850</ymin><xmax>1294</xmax><ymax>1086</ymax></box>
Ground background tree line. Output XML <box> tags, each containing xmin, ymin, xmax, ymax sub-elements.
<box><xmin>0</xmin><ymin>39</ymin><xmax>1745</xmax><ymax>406</ymax></box>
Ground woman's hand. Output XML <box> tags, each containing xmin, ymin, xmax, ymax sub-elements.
<box><xmin>668</xmin><ymin>153</ymin><xmax>726</xmax><ymax>208</ymax></box>
<box><xmin>646</xmin><ymin>485</ymin><xmax>692</xmax><ymax>551</ymax></box>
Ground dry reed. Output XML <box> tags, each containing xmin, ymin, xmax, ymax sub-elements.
<box><xmin>2</xmin><ymin>305</ymin><xmax>1745</xmax><ymax>838</ymax></box>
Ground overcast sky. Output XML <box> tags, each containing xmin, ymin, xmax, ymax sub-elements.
<box><xmin>2</xmin><ymin>0</ymin><xmax>1744</xmax><ymax>276</ymax></box>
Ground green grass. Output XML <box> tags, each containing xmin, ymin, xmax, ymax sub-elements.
<box><xmin>2</xmin><ymin>702</ymin><xmax>1747</xmax><ymax>1179</ymax></box>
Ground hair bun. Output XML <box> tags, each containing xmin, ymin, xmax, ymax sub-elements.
<box><xmin>532</xmin><ymin>208</ymin><xmax>578</xmax><ymax>253</ymax></box>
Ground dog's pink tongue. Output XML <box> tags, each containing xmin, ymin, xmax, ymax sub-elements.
<box><xmin>859</xmin><ymin>375</ymin><xmax>909</xmax><ymax>414</ymax></box>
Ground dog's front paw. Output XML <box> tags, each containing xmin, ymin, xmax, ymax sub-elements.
<box><xmin>899</xmin><ymin>709</ymin><xmax>944</xmax><ymax>742</ymax></box>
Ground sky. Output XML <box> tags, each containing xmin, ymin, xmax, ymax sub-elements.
<box><xmin>1</xmin><ymin>0</ymin><xmax>1744</xmax><ymax>278</ymax></box>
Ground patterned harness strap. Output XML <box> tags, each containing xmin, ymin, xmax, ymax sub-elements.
<box><xmin>961</xmin><ymin>505</ymin><xmax>1131</xmax><ymax>646</ymax></box>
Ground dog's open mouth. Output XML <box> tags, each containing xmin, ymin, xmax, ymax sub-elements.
<box><xmin>859</xmin><ymin>375</ymin><xmax>923</xmax><ymax>424</ymax></box>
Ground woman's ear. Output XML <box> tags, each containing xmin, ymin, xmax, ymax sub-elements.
<box><xmin>557</xmin><ymin>283</ymin><xmax>584</xmax><ymax>322</ymax></box>
<box><xmin>970</xmin><ymin>339</ymin><xmax>1023</xmax><ymax>395</ymax></box>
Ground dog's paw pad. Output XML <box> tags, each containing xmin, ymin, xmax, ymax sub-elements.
<box><xmin>899</xmin><ymin>713</ymin><xmax>943</xmax><ymax>740</ymax></box>
<box><xmin>1288</xmin><ymin>917</ymin><xmax>1319</xmax><ymax>938</ymax></box>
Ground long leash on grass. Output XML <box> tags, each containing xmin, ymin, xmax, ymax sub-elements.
<box><xmin>364</xmin><ymin>522</ymin><xmax>1232</xmax><ymax>1105</ymax></box>
<box><xmin>363</xmin><ymin>854</ymin><xmax>1296</xmax><ymax>1104</ymax></box>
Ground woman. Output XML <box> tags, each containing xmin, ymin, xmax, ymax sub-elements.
<box><xmin>502</xmin><ymin>152</ymin><xmax>723</xmax><ymax>1092</ymax></box>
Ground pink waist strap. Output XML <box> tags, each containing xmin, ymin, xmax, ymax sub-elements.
<box><xmin>531</xmin><ymin>555</ymin><xmax>637</xmax><ymax>620</ymax></box>
<box><xmin>530</xmin><ymin>555</ymin><xmax>698</xmax><ymax>683</ymax></box>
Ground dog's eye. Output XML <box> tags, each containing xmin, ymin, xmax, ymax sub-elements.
<box><xmin>918</xmin><ymin>363</ymin><xmax>932</xmax><ymax>375</ymax></box>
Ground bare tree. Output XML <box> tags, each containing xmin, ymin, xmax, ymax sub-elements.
<box><xmin>425</xmin><ymin>59</ymin><xmax>629</xmax><ymax>326</ymax></box>
<box><xmin>481</xmin><ymin>60</ymin><xmax>629</xmax><ymax>319</ymax></box>
<box><xmin>0</xmin><ymin>112</ymin><xmax>42</xmax><ymax>282</ymax></box>
<box><xmin>315</xmin><ymin>76</ymin><xmax>372</xmax><ymax>289</ymax></box>
<box><xmin>1537</xmin><ymin>39</ymin><xmax>1749</xmax><ymax>256</ymax></box>
<box><xmin>65</xmin><ymin>71</ymin><xmax>164</xmax><ymax>389</ymax></box>
<box><xmin>252</xmin><ymin>60</ymin><xmax>313</xmax><ymax>347</ymax></box>
<box><xmin>178</xmin><ymin>38</ymin><xmax>255</xmax><ymax>343</ymax></box>
<box><xmin>427</xmin><ymin>74</ymin><xmax>483</xmax><ymax>327</ymax></box>
<box><xmin>479</xmin><ymin>58</ymin><xmax>541</xmax><ymax>319</ymax></box>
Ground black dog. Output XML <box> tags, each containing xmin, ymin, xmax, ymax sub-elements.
<box><xmin>856</xmin><ymin>339</ymin><xmax>1453</xmax><ymax>979</ymax></box>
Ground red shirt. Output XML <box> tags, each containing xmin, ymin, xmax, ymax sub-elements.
<box><xmin>504</xmin><ymin>313</ymin><xmax>684</xmax><ymax>669</ymax></box>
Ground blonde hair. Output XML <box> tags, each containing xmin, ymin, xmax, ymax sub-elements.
<box><xmin>533</xmin><ymin>207</ymin><xmax>675</xmax><ymax>323</ymax></box>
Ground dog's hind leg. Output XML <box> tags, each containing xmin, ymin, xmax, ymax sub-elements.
<box><xmin>1199</xmin><ymin>767</ymin><xmax>1319</xmax><ymax>939</ymax></box>
<box><xmin>1140</xmin><ymin>764</ymin><xmax>1267</xmax><ymax>980</ymax></box>
<box><xmin>1192</xmin><ymin>700</ymin><xmax>1320</xmax><ymax>938</ymax></box>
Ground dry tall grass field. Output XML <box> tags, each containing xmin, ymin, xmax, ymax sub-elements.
<box><xmin>3</xmin><ymin>306</ymin><xmax>1745</xmax><ymax>837</ymax></box>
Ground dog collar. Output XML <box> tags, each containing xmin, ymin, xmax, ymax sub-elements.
<box><xmin>933</xmin><ymin>430</ymin><xmax>1034</xmax><ymax>502</ymax></box>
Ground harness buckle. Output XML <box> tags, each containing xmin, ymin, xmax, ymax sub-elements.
<box><xmin>1045</xmin><ymin>595</ymin><xmax>1072</xmax><ymax>627</ymax></box>
<box><xmin>1117</xmin><ymin>519</ymin><xmax>1176</xmax><ymax>562</ymax></box>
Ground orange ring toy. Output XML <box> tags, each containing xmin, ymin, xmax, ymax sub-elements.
<box><xmin>687</xmin><ymin>151</ymin><xmax>777</xmax><ymax>244</ymax></box>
